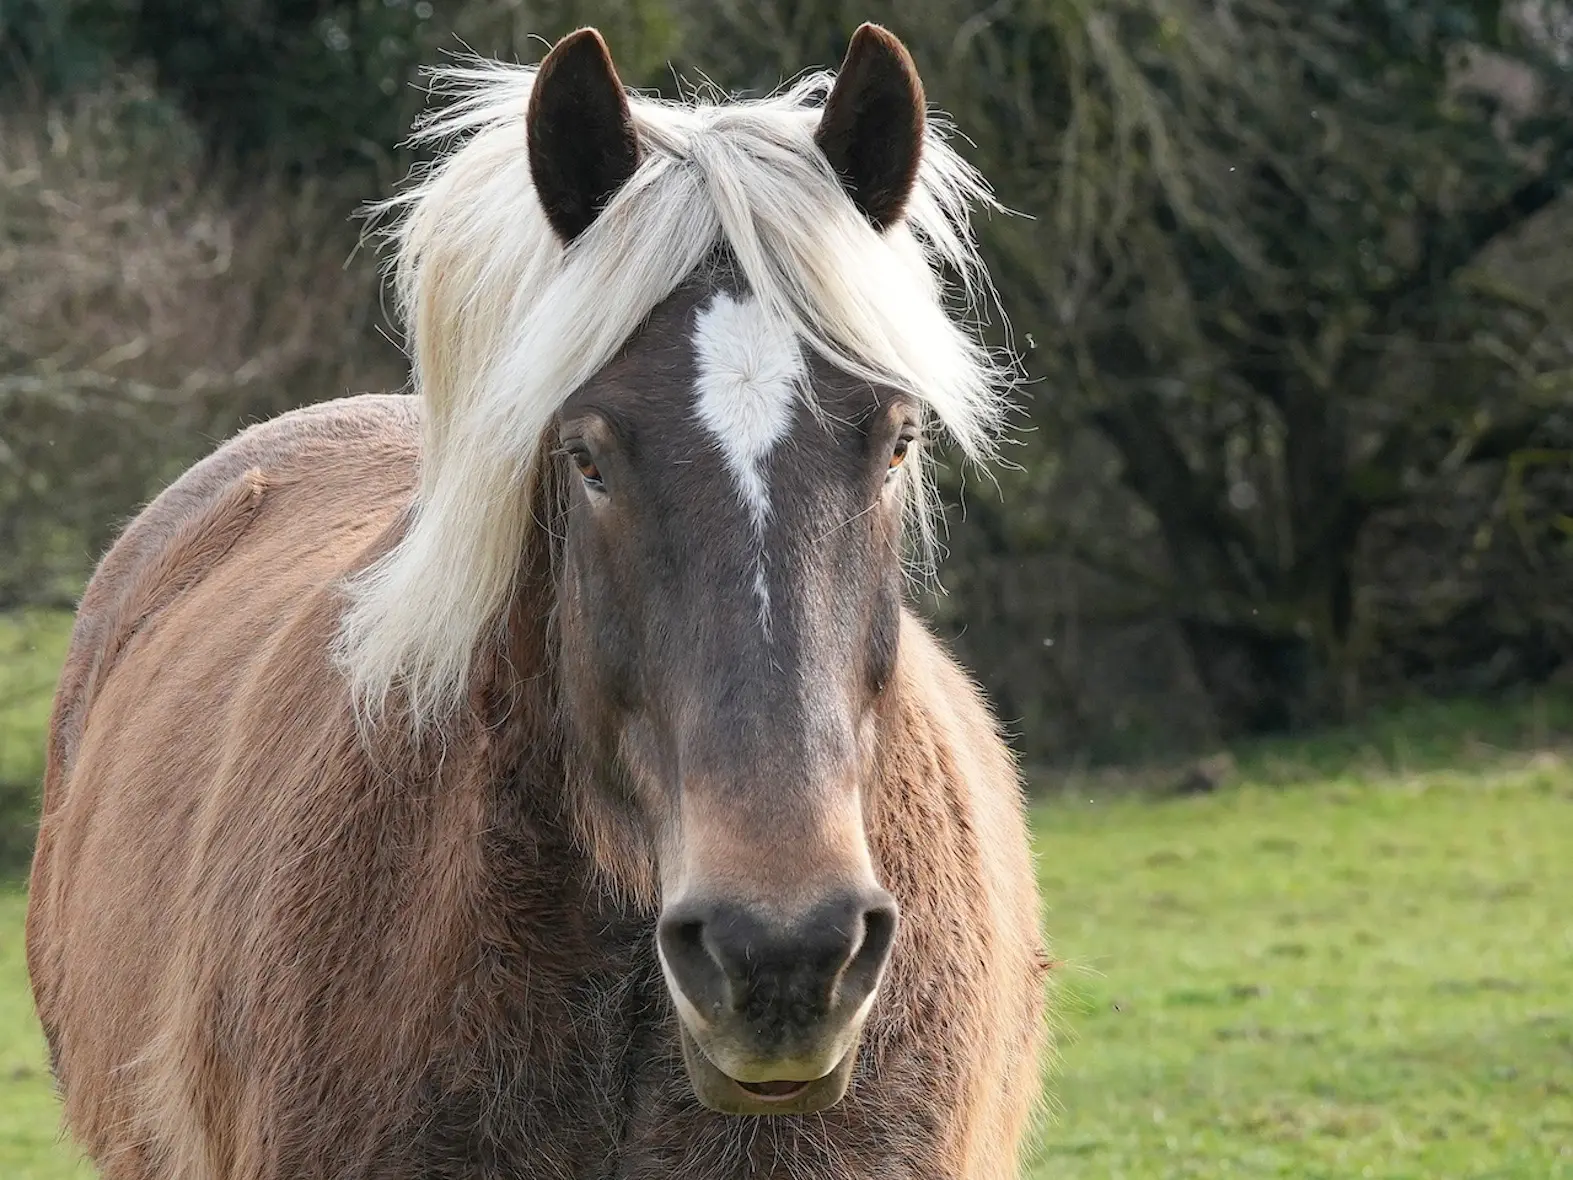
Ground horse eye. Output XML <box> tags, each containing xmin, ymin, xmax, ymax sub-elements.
<box><xmin>566</xmin><ymin>445</ymin><xmax>604</xmax><ymax>489</ymax></box>
<box><xmin>887</xmin><ymin>434</ymin><xmax>915</xmax><ymax>476</ymax></box>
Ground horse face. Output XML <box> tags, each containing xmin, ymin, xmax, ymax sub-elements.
<box><xmin>533</xmin><ymin>22</ymin><xmax>930</xmax><ymax>1117</ymax></box>
<box><xmin>554</xmin><ymin>274</ymin><xmax>912</xmax><ymax>1113</ymax></box>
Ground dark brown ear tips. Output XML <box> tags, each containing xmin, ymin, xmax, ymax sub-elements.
<box><xmin>814</xmin><ymin>24</ymin><xmax>927</xmax><ymax>231</ymax></box>
<box><xmin>527</xmin><ymin>28</ymin><xmax>642</xmax><ymax>244</ymax></box>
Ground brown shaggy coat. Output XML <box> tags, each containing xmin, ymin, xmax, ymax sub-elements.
<box><xmin>28</xmin><ymin>393</ymin><xmax>1047</xmax><ymax>1178</ymax></box>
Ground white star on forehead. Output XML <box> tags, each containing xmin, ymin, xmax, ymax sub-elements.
<box><xmin>690</xmin><ymin>292</ymin><xmax>806</xmax><ymax>631</ymax></box>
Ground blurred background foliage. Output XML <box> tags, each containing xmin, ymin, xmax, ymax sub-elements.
<box><xmin>2</xmin><ymin>0</ymin><xmax>1571</xmax><ymax>774</ymax></box>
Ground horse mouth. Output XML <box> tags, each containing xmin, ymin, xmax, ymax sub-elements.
<box><xmin>676</xmin><ymin>1024</ymin><xmax>858</xmax><ymax>1116</ymax></box>
<box><xmin>735</xmin><ymin>1078</ymin><xmax>813</xmax><ymax>1101</ymax></box>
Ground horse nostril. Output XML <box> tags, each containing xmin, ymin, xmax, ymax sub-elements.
<box><xmin>657</xmin><ymin>907</ymin><xmax>731</xmax><ymax>1019</ymax></box>
<box><xmin>668</xmin><ymin>917</ymin><xmax>708</xmax><ymax>964</ymax></box>
<box><xmin>839</xmin><ymin>893</ymin><xmax>899</xmax><ymax>1004</ymax></box>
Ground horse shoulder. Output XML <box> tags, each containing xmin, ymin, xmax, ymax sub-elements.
<box><xmin>887</xmin><ymin>611</ymin><xmax>1050</xmax><ymax>1179</ymax></box>
<box><xmin>891</xmin><ymin>611</ymin><xmax>1030</xmax><ymax>875</ymax></box>
<box><xmin>41</xmin><ymin>393</ymin><xmax>419</xmax><ymax>802</ymax></box>
<box><xmin>27</xmin><ymin>395</ymin><xmax>423</xmax><ymax>1172</ymax></box>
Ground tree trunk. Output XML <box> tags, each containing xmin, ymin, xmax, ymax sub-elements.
<box><xmin>1175</xmin><ymin>617</ymin><xmax>1313</xmax><ymax>735</ymax></box>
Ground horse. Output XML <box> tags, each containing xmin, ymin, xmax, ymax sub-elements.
<box><xmin>26</xmin><ymin>24</ymin><xmax>1049</xmax><ymax>1179</ymax></box>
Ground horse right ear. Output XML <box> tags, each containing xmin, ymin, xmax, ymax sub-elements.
<box><xmin>528</xmin><ymin>28</ymin><xmax>642</xmax><ymax>244</ymax></box>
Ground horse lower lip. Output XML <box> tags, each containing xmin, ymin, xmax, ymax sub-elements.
<box><xmin>736</xmin><ymin>1079</ymin><xmax>812</xmax><ymax>1099</ymax></box>
<box><xmin>675</xmin><ymin>1023</ymin><xmax>858</xmax><ymax>1115</ymax></box>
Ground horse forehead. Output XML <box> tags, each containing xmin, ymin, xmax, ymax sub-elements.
<box><xmin>689</xmin><ymin>291</ymin><xmax>805</xmax><ymax>508</ymax></box>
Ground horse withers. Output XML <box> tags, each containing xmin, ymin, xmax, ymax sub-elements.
<box><xmin>27</xmin><ymin>23</ymin><xmax>1049</xmax><ymax>1179</ymax></box>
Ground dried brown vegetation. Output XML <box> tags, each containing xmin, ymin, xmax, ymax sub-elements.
<box><xmin>0</xmin><ymin>80</ymin><xmax>402</xmax><ymax>610</ymax></box>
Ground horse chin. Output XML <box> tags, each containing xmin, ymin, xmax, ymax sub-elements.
<box><xmin>676</xmin><ymin>1023</ymin><xmax>859</xmax><ymax>1117</ymax></box>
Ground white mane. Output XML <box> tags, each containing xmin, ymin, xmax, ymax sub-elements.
<box><xmin>334</xmin><ymin>57</ymin><xmax>1015</xmax><ymax>725</ymax></box>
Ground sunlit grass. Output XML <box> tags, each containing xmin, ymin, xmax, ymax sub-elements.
<box><xmin>1028</xmin><ymin>740</ymin><xmax>1573</xmax><ymax>1178</ymax></box>
<box><xmin>0</xmin><ymin>890</ymin><xmax>92</xmax><ymax>1179</ymax></box>
<box><xmin>0</xmin><ymin>612</ymin><xmax>73</xmax><ymax>871</ymax></box>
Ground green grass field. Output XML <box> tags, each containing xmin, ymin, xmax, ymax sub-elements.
<box><xmin>1032</xmin><ymin>748</ymin><xmax>1572</xmax><ymax>1178</ymax></box>
<box><xmin>2</xmin><ymin>614</ymin><xmax>1570</xmax><ymax>1177</ymax></box>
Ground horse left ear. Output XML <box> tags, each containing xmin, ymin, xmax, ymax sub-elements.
<box><xmin>528</xmin><ymin>28</ymin><xmax>642</xmax><ymax>244</ymax></box>
<box><xmin>814</xmin><ymin>24</ymin><xmax>926</xmax><ymax>231</ymax></box>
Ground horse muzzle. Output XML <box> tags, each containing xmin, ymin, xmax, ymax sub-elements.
<box><xmin>657</xmin><ymin>888</ymin><xmax>899</xmax><ymax>1116</ymax></box>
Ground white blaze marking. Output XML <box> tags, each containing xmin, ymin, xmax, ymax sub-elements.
<box><xmin>691</xmin><ymin>292</ymin><xmax>805</xmax><ymax>630</ymax></box>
